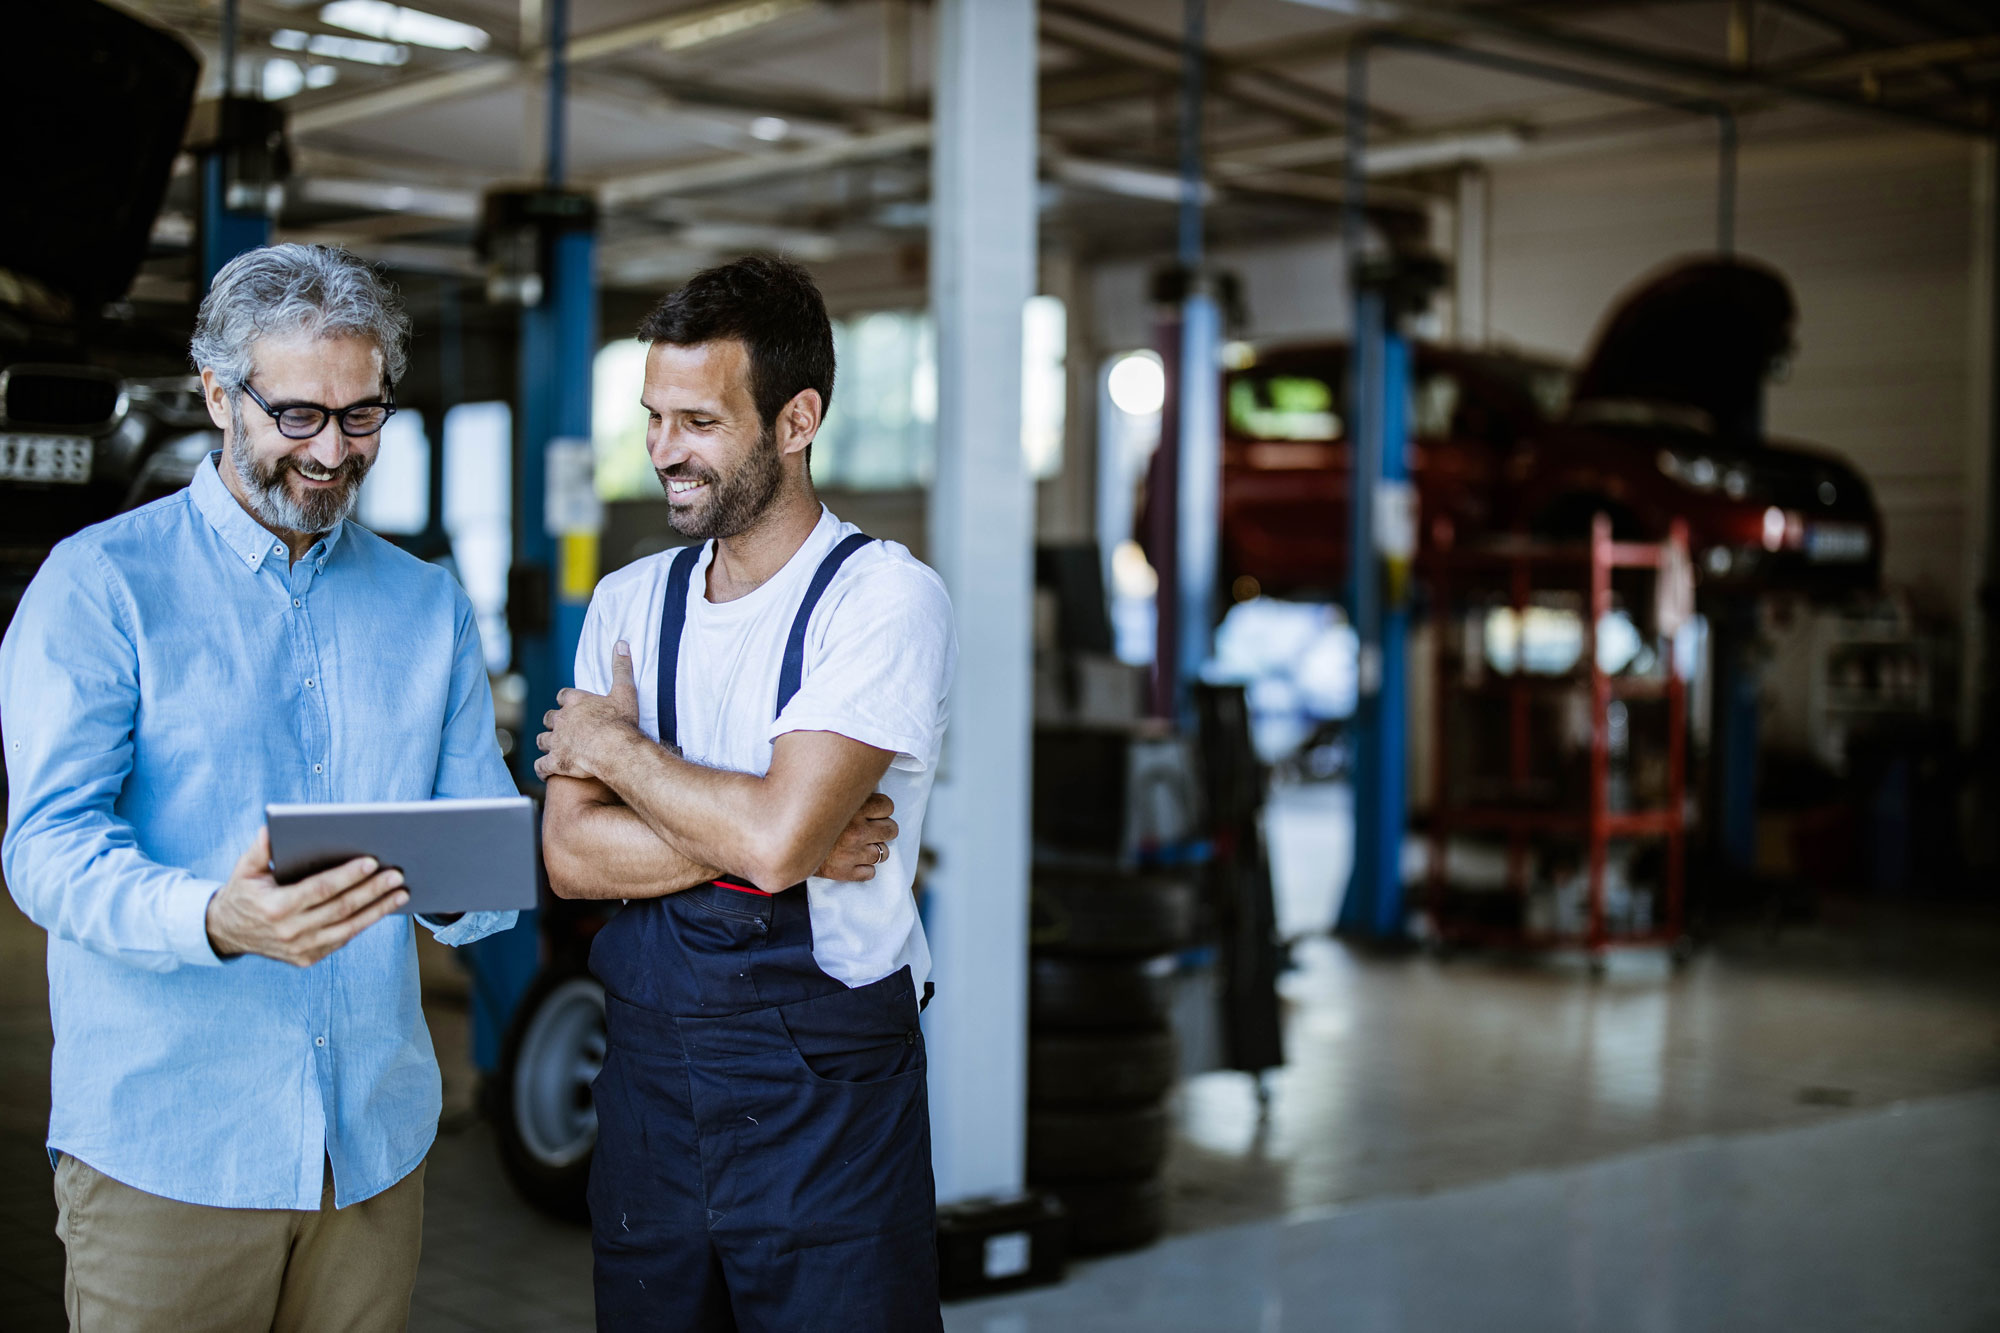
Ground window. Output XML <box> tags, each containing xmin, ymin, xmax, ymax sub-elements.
<box><xmin>1226</xmin><ymin>374</ymin><xmax>1341</xmax><ymax>441</ymax></box>
<box><xmin>593</xmin><ymin>296</ymin><xmax>1067</xmax><ymax>497</ymax></box>
<box><xmin>442</xmin><ymin>401</ymin><xmax>512</xmax><ymax>672</ymax></box>
<box><xmin>356</xmin><ymin>409</ymin><xmax>428</xmax><ymax>534</ymax></box>
<box><xmin>816</xmin><ymin>311</ymin><xmax>936</xmax><ymax>489</ymax></box>
<box><xmin>592</xmin><ymin>340</ymin><xmax>656</xmax><ymax>501</ymax></box>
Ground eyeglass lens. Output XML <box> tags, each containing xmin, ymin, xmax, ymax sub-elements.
<box><xmin>275</xmin><ymin>405</ymin><xmax>392</xmax><ymax>439</ymax></box>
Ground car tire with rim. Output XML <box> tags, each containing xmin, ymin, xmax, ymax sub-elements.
<box><xmin>494</xmin><ymin>966</ymin><xmax>605</xmax><ymax>1224</ymax></box>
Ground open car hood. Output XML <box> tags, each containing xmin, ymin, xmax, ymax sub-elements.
<box><xmin>1</xmin><ymin>2</ymin><xmax>200</xmax><ymax>316</ymax></box>
<box><xmin>1568</xmin><ymin>256</ymin><xmax>1796</xmax><ymax>443</ymax></box>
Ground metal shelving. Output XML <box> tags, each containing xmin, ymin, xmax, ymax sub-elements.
<box><xmin>1421</xmin><ymin>515</ymin><xmax>1692</xmax><ymax>962</ymax></box>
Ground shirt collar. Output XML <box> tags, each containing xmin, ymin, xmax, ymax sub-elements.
<box><xmin>192</xmin><ymin>451</ymin><xmax>348</xmax><ymax>573</ymax></box>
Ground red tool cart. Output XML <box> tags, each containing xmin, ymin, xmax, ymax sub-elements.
<box><xmin>1421</xmin><ymin>514</ymin><xmax>1693</xmax><ymax>969</ymax></box>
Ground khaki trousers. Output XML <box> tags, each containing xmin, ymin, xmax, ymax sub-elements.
<box><xmin>52</xmin><ymin>1152</ymin><xmax>425</xmax><ymax>1333</ymax></box>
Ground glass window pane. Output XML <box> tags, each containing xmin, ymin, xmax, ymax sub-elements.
<box><xmin>356</xmin><ymin>408</ymin><xmax>428</xmax><ymax>534</ymax></box>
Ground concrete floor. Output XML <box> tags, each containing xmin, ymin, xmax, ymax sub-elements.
<box><xmin>4</xmin><ymin>827</ymin><xmax>1999</xmax><ymax>1329</ymax></box>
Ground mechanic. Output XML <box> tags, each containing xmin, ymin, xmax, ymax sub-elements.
<box><xmin>535</xmin><ymin>254</ymin><xmax>956</xmax><ymax>1332</ymax></box>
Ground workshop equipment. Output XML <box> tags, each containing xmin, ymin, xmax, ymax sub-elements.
<box><xmin>1422</xmin><ymin>514</ymin><xmax>1692</xmax><ymax>966</ymax></box>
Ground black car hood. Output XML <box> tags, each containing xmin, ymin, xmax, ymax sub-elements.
<box><xmin>1</xmin><ymin>2</ymin><xmax>200</xmax><ymax>316</ymax></box>
<box><xmin>1568</xmin><ymin>256</ymin><xmax>1796</xmax><ymax>443</ymax></box>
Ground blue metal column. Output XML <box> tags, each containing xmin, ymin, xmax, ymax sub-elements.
<box><xmin>465</xmin><ymin>0</ymin><xmax>597</xmax><ymax>1071</ymax></box>
<box><xmin>195</xmin><ymin>0</ymin><xmax>272</xmax><ymax>286</ymax></box>
<box><xmin>198</xmin><ymin>151</ymin><xmax>272</xmax><ymax>289</ymax></box>
<box><xmin>1174</xmin><ymin>0</ymin><xmax>1222</xmax><ymax>718</ymax></box>
<box><xmin>514</xmin><ymin>223</ymin><xmax>598</xmax><ymax>743</ymax></box>
<box><xmin>1334</xmin><ymin>42</ymin><xmax>1415</xmax><ymax>942</ymax></box>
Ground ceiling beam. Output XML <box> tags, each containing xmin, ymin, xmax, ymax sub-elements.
<box><xmin>1344</xmin><ymin>0</ymin><xmax>1988</xmax><ymax>133</ymax></box>
<box><xmin>594</xmin><ymin>122</ymin><xmax>932</xmax><ymax>208</ymax></box>
<box><xmin>288</xmin><ymin>0</ymin><xmax>828</xmax><ymax>134</ymax></box>
<box><xmin>1040</xmin><ymin>2</ymin><xmax>1408</xmax><ymax>133</ymax></box>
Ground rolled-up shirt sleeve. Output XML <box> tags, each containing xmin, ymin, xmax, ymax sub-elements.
<box><xmin>0</xmin><ymin>542</ymin><xmax>223</xmax><ymax>970</ymax></box>
<box><xmin>422</xmin><ymin>587</ymin><xmax>521</xmax><ymax>948</ymax></box>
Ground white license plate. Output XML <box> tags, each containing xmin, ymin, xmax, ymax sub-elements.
<box><xmin>0</xmin><ymin>434</ymin><xmax>93</xmax><ymax>484</ymax></box>
<box><xmin>1805</xmin><ymin>521</ymin><xmax>1870</xmax><ymax>562</ymax></box>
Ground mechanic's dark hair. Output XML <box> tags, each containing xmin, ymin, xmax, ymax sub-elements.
<box><xmin>637</xmin><ymin>254</ymin><xmax>836</xmax><ymax>434</ymax></box>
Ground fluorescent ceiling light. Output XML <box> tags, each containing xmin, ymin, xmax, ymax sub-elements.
<box><xmin>319</xmin><ymin>1</ymin><xmax>490</xmax><ymax>51</ymax></box>
<box><xmin>657</xmin><ymin>0</ymin><xmax>814</xmax><ymax>54</ymax></box>
<box><xmin>263</xmin><ymin>58</ymin><xmax>306</xmax><ymax>100</ymax></box>
<box><xmin>1363</xmin><ymin>128</ymin><xmax>1525</xmax><ymax>175</ymax></box>
<box><xmin>300</xmin><ymin>177</ymin><xmax>480</xmax><ymax>219</ymax></box>
<box><xmin>274</xmin><ymin>28</ymin><xmax>409</xmax><ymax>65</ymax></box>
<box><xmin>1053</xmin><ymin>156</ymin><xmax>1215</xmax><ymax>206</ymax></box>
<box><xmin>748</xmin><ymin>116</ymin><xmax>789</xmax><ymax>142</ymax></box>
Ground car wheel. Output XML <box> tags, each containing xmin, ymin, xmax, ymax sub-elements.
<box><xmin>1047</xmin><ymin>1177</ymin><xmax>1168</xmax><ymax>1255</ymax></box>
<box><xmin>1030</xmin><ymin>868</ymin><xmax>1198</xmax><ymax>956</ymax></box>
<box><xmin>494</xmin><ymin>966</ymin><xmax>604</xmax><ymax>1223</ymax></box>
<box><xmin>1027</xmin><ymin>1104</ymin><xmax>1170</xmax><ymax>1181</ymax></box>
<box><xmin>1030</xmin><ymin>954</ymin><xmax>1176</xmax><ymax>1032</ymax></box>
<box><xmin>1029</xmin><ymin>1031</ymin><xmax>1179</xmax><ymax>1107</ymax></box>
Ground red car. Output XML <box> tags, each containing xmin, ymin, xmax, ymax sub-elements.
<box><xmin>1219</xmin><ymin>258</ymin><xmax>1881</xmax><ymax>600</ymax></box>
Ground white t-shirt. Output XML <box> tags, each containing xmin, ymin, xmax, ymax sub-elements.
<box><xmin>574</xmin><ymin>506</ymin><xmax>956</xmax><ymax>990</ymax></box>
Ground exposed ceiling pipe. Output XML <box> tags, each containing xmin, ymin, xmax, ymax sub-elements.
<box><xmin>1310</xmin><ymin>0</ymin><xmax>1987</xmax><ymax>135</ymax></box>
<box><xmin>1374</xmin><ymin>33</ymin><xmax>1738</xmax><ymax>256</ymax></box>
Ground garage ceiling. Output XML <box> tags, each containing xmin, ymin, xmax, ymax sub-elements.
<box><xmin>121</xmin><ymin>0</ymin><xmax>2000</xmax><ymax>291</ymax></box>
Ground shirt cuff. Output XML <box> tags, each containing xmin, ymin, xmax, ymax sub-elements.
<box><xmin>423</xmin><ymin>909</ymin><xmax>520</xmax><ymax>948</ymax></box>
<box><xmin>171</xmin><ymin>879</ymin><xmax>228</xmax><ymax>968</ymax></box>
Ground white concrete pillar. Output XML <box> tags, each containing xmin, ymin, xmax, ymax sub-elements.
<box><xmin>1455</xmin><ymin>166</ymin><xmax>1489</xmax><ymax>346</ymax></box>
<box><xmin>923</xmin><ymin>0</ymin><xmax>1037</xmax><ymax>1204</ymax></box>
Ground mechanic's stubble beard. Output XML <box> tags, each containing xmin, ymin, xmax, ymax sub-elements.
<box><xmin>658</xmin><ymin>420</ymin><xmax>787</xmax><ymax>540</ymax></box>
<box><xmin>228</xmin><ymin>395</ymin><xmax>372</xmax><ymax>536</ymax></box>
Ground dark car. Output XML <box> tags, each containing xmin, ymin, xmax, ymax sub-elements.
<box><xmin>1219</xmin><ymin>257</ymin><xmax>1881</xmax><ymax>600</ymax></box>
<box><xmin>1</xmin><ymin>3</ymin><xmax>207</xmax><ymax>639</ymax></box>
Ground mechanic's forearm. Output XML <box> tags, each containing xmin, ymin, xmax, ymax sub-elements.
<box><xmin>592</xmin><ymin>731</ymin><xmax>816</xmax><ymax>892</ymax></box>
<box><xmin>544</xmin><ymin>778</ymin><xmax>721</xmax><ymax>901</ymax></box>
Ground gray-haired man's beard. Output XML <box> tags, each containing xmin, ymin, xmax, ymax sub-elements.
<box><xmin>228</xmin><ymin>399</ymin><xmax>371</xmax><ymax>535</ymax></box>
<box><xmin>658</xmin><ymin>424</ymin><xmax>783</xmax><ymax>540</ymax></box>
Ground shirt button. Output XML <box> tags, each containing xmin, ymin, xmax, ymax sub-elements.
<box><xmin>274</xmin><ymin>544</ymin><xmax>284</xmax><ymax>555</ymax></box>
<box><xmin>313</xmin><ymin>763</ymin><xmax>324</xmax><ymax>774</ymax></box>
<box><xmin>314</xmin><ymin>1036</ymin><xmax>326</xmax><ymax>1047</ymax></box>
<box><xmin>293</xmin><ymin>598</ymin><xmax>302</xmax><ymax>608</ymax></box>
<box><xmin>305</xmin><ymin>678</ymin><xmax>315</xmax><ymax>689</ymax></box>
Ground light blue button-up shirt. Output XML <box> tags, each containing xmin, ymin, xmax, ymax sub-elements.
<box><xmin>0</xmin><ymin>454</ymin><xmax>519</xmax><ymax>1209</ymax></box>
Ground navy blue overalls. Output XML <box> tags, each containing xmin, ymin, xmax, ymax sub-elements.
<box><xmin>586</xmin><ymin>534</ymin><xmax>943</xmax><ymax>1333</ymax></box>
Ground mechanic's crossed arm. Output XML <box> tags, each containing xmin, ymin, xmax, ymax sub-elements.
<box><xmin>538</xmin><ymin>642</ymin><xmax>896</xmax><ymax>898</ymax></box>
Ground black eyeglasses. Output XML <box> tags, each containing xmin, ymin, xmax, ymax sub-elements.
<box><xmin>239</xmin><ymin>381</ymin><xmax>397</xmax><ymax>440</ymax></box>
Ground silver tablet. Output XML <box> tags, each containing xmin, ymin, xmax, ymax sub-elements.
<box><xmin>266</xmin><ymin>797</ymin><xmax>538</xmax><ymax>915</ymax></box>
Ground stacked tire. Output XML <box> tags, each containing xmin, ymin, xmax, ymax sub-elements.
<box><xmin>1027</xmin><ymin>866</ymin><xmax>1196</xmax><ymax>1255</ymax></box>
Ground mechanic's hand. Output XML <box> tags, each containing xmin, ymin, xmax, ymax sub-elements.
<box><xmin>205</xmin><ymin>827</ymin><xmax>408</xmax><ymax>967</ymax></box>
<box><xmin>816</xmin><ymin>792</ymin><xmax>899</xmax><ymax>882</ymax></box>
<box><xmin>535</xmin><ymin>640</ymin><xmax>643</xmax><ymax>782</ymax></box>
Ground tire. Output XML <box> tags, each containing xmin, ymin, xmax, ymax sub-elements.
<box><xmin>1028</xmin><ymin>1104</ymin><xmax>1170</xmax><ymax>1181</ymax></box>
<box><xmin>1029</xmin><ymin>1032</ymin><xmax>1178</xmax><ymax>1108</ymax></box>
<box><xmin>494</xmin><ymin>966</ymin><xmax>605</xmax><ymax>1223</ymax></box>
<box><xmin>1049</xmin><ymin>1177</ymin><xmax>1168</xmax><ymax>1255</ymax></box>
<box><xmin>1030</xmin><ymin>954</ymin><xmax>1176</xmax><ymax>1031</ymax></box>
<box><xmin>1031</xmin><ymin>868</ymin><xmax>1198</xmax><ymax>956</ymax></box>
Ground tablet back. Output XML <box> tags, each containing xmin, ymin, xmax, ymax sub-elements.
<box><xmin>266</xmin><ymin>798</ymin><xmax>538</xmax><ymax>915</ymax></box>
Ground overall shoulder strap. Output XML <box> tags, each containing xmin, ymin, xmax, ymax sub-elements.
<box><xmin>774</xmin><ymin>532</ymin><xmax>875</xmax><ymax>719</ymax></box>
<box><xmin>654</xmin><ymin>543</ymin><xmax>704</xmax><ymax>750</ymax></box>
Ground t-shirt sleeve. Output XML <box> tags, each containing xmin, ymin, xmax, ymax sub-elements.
<box><xmin>573</xmin><ymin>587</ymin><xmax>615</xmax><ymax>696</ymax></box>
<box><xmin>769</xmin><ymin>560</ymin><xmax>957</xmax><ymax>772</ymax></box>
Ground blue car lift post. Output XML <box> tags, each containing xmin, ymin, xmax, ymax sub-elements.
<box><xmin>191</xmin><ymin>1</ymin><xmax>282</xmax><ymax>288</ymax></box>
<box><xmin>1333</xmin><ymin>43</ymin><xmax>1435</xmax><ymax>945</ymax></box>
<box><xmin>462</xmin><ymin>0</ymin><xmax>599</xmax><ymax>1075</ymax></box>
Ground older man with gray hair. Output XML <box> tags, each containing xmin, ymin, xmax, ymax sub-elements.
<box><xmin>0</xmin><ymin>243</ymin><xmax>518</xmax><ymax>1331</ymax></box>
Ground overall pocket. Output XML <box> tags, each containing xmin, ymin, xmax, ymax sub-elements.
<box><xmin>778</xmin><ymin>967</ymin><xmax>925</xmax><ymax>1085</ymax></box>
